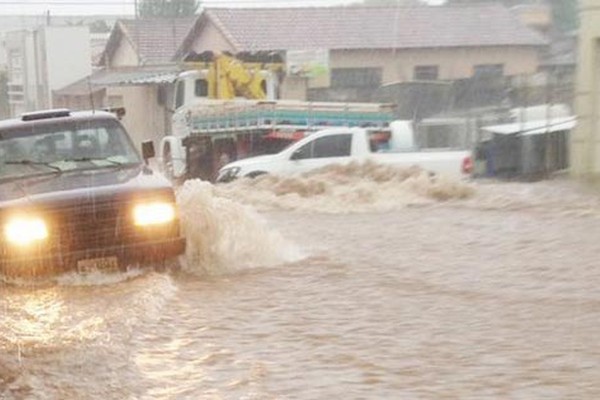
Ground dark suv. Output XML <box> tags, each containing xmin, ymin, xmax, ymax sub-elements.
<box><xmin>0</xmin><ymin>109</ymin><xmax>186</xmax><ymax>277</ymax></box>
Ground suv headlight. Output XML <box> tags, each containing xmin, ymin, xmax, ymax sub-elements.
<box><xmin>133</xmin><ymin>202</ymin><xmax>176</xmax><ymax>227</ymax></box>
<box><xmin>4</xmin><ymin>217</ymin><xmax>49</xmax><ymax>246</ymax></box>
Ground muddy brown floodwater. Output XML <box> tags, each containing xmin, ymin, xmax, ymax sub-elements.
<box><xmin>1</xmin><ymin>166</ymin><xmax>599</xmax><ymax>399</ymax></box>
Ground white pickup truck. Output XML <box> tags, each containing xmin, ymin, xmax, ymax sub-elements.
<box><xmin>216</xmin><ymin>126</ymin><xmax>473</xmax><ymax>182</ymax></box>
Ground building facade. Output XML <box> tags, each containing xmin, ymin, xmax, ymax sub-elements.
<box><xmin>572</xmin><ymin>0</ymin><xmax>600</xmax><ymax>181</ymax></box>
<box><xmin>56</xmin><ymin>4</ymin><xmax>548</xmax><ymax>147</ymax></box>
<box><xmin>3</xmin><ymin>25</ymin><xmax>91</xmax><ymax>117</ymax></box>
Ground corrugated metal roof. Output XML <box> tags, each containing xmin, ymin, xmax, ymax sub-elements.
<box><xmin>482</xmin><ymin>116</ymin><xmax>576</xmax><ymax>136</ymax></box>
<box><xmin>203</xmin><ymin>4</ymin><xmax>547</xmax><ymax>52</ymax></box>
<box><xmin>93</xmin><ymin>69</ymin><xmax>180</xmax><ymax>86</ymax></box>
<box><xmin>54</xmin><ymin>66</ymin><xmax>182</xmax><ymax>96</ymax></box>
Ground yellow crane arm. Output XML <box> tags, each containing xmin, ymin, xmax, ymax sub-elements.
<box><xmin>214</xmin><ymin>54</ymin><xmax>264</xmax><ymax>99</ymax></box>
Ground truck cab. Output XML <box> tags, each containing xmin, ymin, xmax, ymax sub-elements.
<box><xmin>161</xmin><ymin>54</ymin><xmax>283</xmax><ymax>180</ymax></box>
<box><xmin>171</xmin><ymin>62</ymin><xmax>281</xmax><ymax>138</ymax></box>
<box><xmin>0</xmin><ymin>109</ymin><xmax>186</xmax><ymax>278</ymax></box>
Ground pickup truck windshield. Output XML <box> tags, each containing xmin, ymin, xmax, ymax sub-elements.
<box><xmin>0</xmin><ymin>118</ymin><xmax>141</xmax><ymax>182</ymax></box>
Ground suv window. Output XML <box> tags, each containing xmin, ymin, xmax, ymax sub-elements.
<box><xmin>0</xmin><ymin>118</ymin><xmax>141</xmax><ymax>181</ymax></box>
<box><xmin>292</xmin><ymin>134</ymin><xmax>352</xmax><ymax>160</ymax></box>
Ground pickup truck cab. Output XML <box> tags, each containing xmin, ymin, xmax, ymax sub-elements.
<box><xmin>217</xmin><ymin>127</ymin><xmax>472</xmax><ymax>182</ymax></box>
<box><xmin>0</xmin><ymin>109</ymin><xmax>185</xmax><ymax>278</ymax></box>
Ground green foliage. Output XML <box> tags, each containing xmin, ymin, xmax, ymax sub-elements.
<box><xmin>138</xmin><ymin>0</ymin><xmax>199</xmax><ymax>18</ymax></box>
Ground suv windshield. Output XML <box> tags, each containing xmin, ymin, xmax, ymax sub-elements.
<box><xmin>0</xmin><ymin>117</ymin><xmax>141</xmax><ymax>182</ymax></box>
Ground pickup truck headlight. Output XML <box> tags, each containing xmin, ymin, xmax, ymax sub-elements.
<box><xmin>133</xmin><ymin>202</ymin><xmax>176</xmax><ymax>227</ymax></box>
<box><xmin>4</xmin><ymin>217</ymin><xmax>49</xmax><ymax>246</ymax></box>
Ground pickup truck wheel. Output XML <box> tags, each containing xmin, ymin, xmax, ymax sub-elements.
<box><xmin>246</xmin><ymin>171</ymin><xmax>267</xmax><ymax>179</ymax></box>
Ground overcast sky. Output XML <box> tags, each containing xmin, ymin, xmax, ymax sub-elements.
<box><xmin>0</xmin><ymin>0</ymin><xmax>378</xmax><ymax>15</ymax></box>
<box><xmin>0</xmin><ymin>0</ymin><xmax>445</xmax><ymax>16</ymax></box>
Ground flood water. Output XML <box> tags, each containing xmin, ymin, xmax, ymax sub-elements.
<box><xmin>1</xmin><ymin>166</ymin><xmax>599</xmax><ymax>399</ymax></box>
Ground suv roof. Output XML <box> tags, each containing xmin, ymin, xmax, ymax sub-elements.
<box><xmin>0</xmin><ymin>109</ymin><xmax>119</xmax><ymax>132</ymax></box>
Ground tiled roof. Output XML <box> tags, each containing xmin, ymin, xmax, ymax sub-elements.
<box><xmin>118</xmin><ymin>17</ymin><xmax>197</xmax><ymax>64</ymax></box>
<box><xmin>204</xmin><ymin>4</ymin><xmax>546</xmax><ymax>51</ymax></box>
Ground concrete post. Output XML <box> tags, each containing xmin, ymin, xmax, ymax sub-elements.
<box><xmin>572</xmin><ymin>0</ymin><xmax>600</xmax><ymax>181</ymax></box>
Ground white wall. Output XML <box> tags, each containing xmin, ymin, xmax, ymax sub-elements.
<box><xmin>110</xmin><ymin>30</ymin><xmax>139</xmax><ymax>67</ymax></box>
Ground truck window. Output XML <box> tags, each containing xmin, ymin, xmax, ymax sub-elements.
<box><xmin>313</xmin><ymin>134</ymin><xmax>352</xmax><ymax>158</ymax></box>
<box><xmin>292</xmin><ymin>141</ymin><xmax>313</xmax><ymax>160</ymax></box>
<box><xmin>195</xmin><ymin>79</ymin><xmax>208</xmax><ymax>97</ymax></box>
<box><xmin>292</xmin><ymin>134</ymin><xmax>352</xmax><ymax>160</ymax></box>
<box><xmin>175</xmin><ymin>80</ymin><xmax>185</xmax><ymax>109</ymax></box>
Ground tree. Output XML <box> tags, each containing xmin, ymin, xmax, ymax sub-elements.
<box><xmin>138</xmin><ymin>0</ymin><xmax>199</xmax><ymax>18</ymax></box>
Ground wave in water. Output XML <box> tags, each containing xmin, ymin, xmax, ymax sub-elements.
<box><xmin>216</xmin><ymin>161</ymin><xmax>475</xmax><ymax>213</ymax></box>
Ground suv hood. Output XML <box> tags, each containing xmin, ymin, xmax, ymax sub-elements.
<box><xmin>0</xmin><ymin>166</ymin><xmax>174</xmax><ymax>210</ymax></box>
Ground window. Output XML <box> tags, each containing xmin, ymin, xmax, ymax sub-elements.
<box><xmin>292</xmin><ymin>142</ymin><xmax>312</xmax><ymax>160</ymax></box>
<box><xmin>195</xmin><ymin>79</ymin><xmax>208</xmax><ymax>97</ymax></box>
<box><xmin>174</xmin><ymin>80</ymin><xmax>185</xmax><ymax>109</ymax></box>
<box><xmin>331</xmin><ymin>68</ymin><xmax>382</xmax><ymax>88</ymax></box>
<box><xmin>313</xmin><ymin>135</ymin><xmax>352</xmax><ymax>158</ymax></box>
<box><xmin>473</xmin><ymin>64</ymin><xmax>504</xmax><ymax>78</ymax></box>
<box><xmin>414</xmin><ymin>65</ymin><xmax>439</xmax><ymax>81</ymax></box>
<box><xmin>9</xmin><ymin>50</ymin><xmax>22</xmax><ymax>69</ymax></box>
<box><xmin>0</xmin><ymin>119</ymin><xmax>140</xmax><ymax>181</ymax></box>
<box><xmin>292</xmin><ymin>134</ymin><xmax>352</xmax><ymax>160</ymax></box>
<box><xmin>7</xmin><ymin>84</ymin><xmax>23</xmax><ymax>93</ymax></box>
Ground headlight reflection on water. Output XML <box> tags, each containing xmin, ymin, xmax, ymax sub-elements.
<box><xmin>0</xmin><ymin>289</ymin><xmax>106</xmax><ymax>351</ymax></box>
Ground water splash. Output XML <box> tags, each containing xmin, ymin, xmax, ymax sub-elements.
<box><xmin>176</xmin><ymin>180</ymin><xmax>303</xmax><ymax>276</ymax></box>
<box><xmin>216</xmin><ymin>161</ymin><xmax>475</xmax><ymax>213</ymax></box>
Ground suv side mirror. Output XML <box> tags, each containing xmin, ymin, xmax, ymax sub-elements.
<box><xmin>142</xmin><ymin>140</ymin><xmax>155</xmax><ymax>163</ymax></box>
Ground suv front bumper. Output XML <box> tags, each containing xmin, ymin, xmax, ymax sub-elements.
<box><xmin>0</xmin><ymin>236</ymin><xmax>186</xmax><ymax>277</ymax></box>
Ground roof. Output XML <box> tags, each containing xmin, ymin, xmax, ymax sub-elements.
<box><xmin>100</xmin><ymin>17</ymin><xmax>197</xmax><ymax>65</ymax></box>
<box><xmin>54</xmin><ymin>65</ymin><xmax>182</xmax><ymax>96</ymax></box>
<box><xmin>482</xmin><ymin>116</ymin><xmax>577</xmax><ymax>136</ymax></box>
<box><xmin>199</xmin><ymin>4</ymin><xmax>546</xmax><ymax>52</ymax></box>
<box><xmin>0</xmin><ymin>110</ymin><xmax>117</xmax><ymax>131</ymax></box>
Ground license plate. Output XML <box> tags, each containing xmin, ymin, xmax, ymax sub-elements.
<box><xmin>77</xmin><ymin>256</ymin><xmax>119</xmax><ymax>272</ymax></box>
